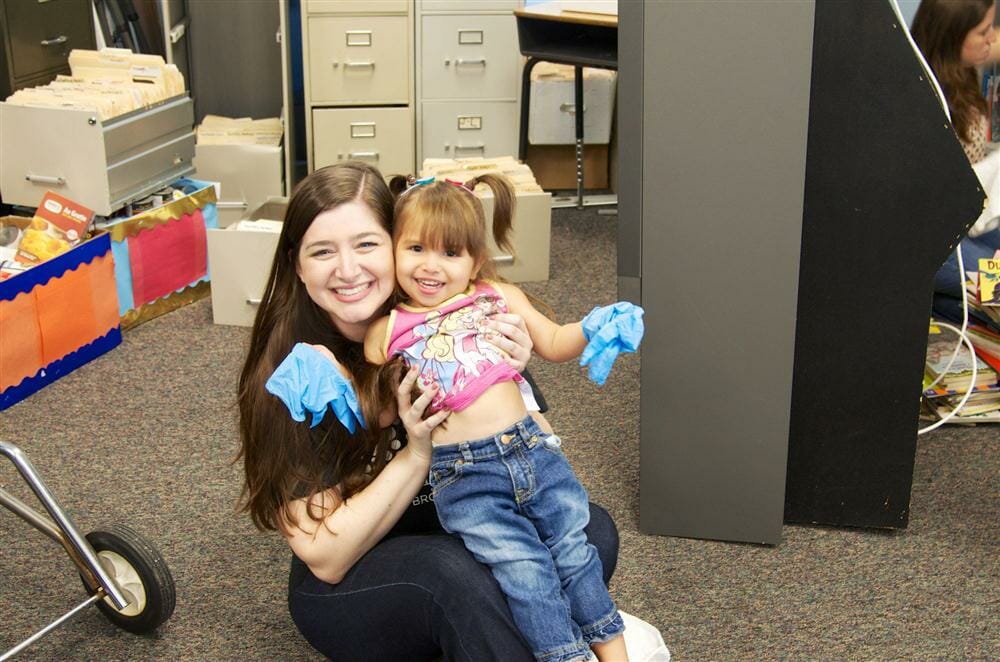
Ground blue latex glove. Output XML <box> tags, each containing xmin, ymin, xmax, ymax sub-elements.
<box><xmin>579</xmin><ymin>302</ymin><xmax>645</xmax><ymax>386</ymax></box>
<box><xmin>265</xmin><ymin>343</ymin><xmax>365</xmax><ymax>432</ymax></box>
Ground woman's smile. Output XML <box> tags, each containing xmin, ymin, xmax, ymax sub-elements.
<box><xmin>296</xmin><ymin>201</ymin><xmax>395</xmax><ymax>341</ymax></box>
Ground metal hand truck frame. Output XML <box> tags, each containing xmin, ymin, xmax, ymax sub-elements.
<box><xmin>1</xmin><ymin>440</ymin><xmax>175</xmax><ymax>660</ymax></box>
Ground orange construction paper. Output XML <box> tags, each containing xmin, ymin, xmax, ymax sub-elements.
<box><xmin>35</xmin><ymin>261</ymin><xmax>100</xmax><ymax>365</ymax></box>
<box><xmin>0</xmin><ymin>290</ymin><xmax>43</xmax><ymax>392</ymax></box>
<box><xmin>86</xmin><ymin>253</ymin><xmax>121</xmax><ymax>337</ymax></box>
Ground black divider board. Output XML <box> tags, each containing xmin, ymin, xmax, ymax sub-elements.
<box><xmin>784</xmin><ymin>1</ymin><xmax>985</xmax><ymax>528</ymax></box>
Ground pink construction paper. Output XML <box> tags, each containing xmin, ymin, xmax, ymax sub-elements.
<box><xmin>127</xmin><ymin>209</ymin><xmax>207</xmax><ymax>307</ymax></box>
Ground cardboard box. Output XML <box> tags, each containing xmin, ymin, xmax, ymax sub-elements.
<box><xmin>206</xmin><ymin>199</ymin><xmax>285</xmax><ymax>327</ymax></box>
<box><xmin>525</xmin><ymin>144</ymin><xmax>609</xmax><ymax>190</ymax></box>
<box><xmin>193</xmin><ymin>143</ymin><xmax>284</xmax><ymax>228</ymax></box>
<box><xmin>528</xmin><ymin>64</ymin><xmax>616</xmax><ymax>146</ymax></box>
<box><xmin>0</xmin><ymin>216</ymin><xmax>121</xmax><ymax>410</ymax></box>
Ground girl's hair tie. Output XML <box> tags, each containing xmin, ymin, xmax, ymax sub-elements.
<box><xmin>398</xmin><ymin>175</ymin><xmax>436</xmax><ymax>198</ymax></box>
<box><xmin>444</xmin><ymin>178</ymin><xmax>477</xmax><ymax>195</ymax></box>
<box><xmin>398</xmin><ymin>175</ymin><xmax>477</xmax><ymax>198</ymax></box>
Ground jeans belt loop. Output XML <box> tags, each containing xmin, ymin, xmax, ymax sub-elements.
<box><xmin>460</xmin><ymin>444</ymin><xmax>474</xmax><ymax>463</ymax></box>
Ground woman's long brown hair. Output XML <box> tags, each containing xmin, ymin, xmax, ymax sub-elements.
<box><xmin>911</xmin><ymin>0</ymin><xmax>993</xmax><ymax>144</ymax></box>
<box><xmin>237</xmin><ymin>162</ymin><xmax>399</xmax><ymax>533</ymax></box>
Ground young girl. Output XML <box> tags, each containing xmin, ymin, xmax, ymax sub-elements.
<box><xmin>363</xmin><ymin>174</ymin><xmax>642</xmax><ymax>662</ymax></box>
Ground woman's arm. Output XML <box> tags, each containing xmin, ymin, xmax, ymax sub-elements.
<box><xmin>496</xmin><ymin>282</ymin><xmax>586</xmax><ymax>363</ymax></box>
<box><xmin>283</xmin><ymin>366</ymin><xmax>448</xmax><ymax>584</ymax></box>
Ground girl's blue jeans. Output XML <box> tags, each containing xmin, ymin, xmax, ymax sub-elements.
<box><xmin>430</xmin><ymin>415</ymin><xmax>625</xmax><ymax>662</ymax></box>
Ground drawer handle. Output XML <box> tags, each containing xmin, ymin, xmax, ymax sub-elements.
<box><xmin>40</xmin><ymin>35</ymin><xmax>68</xmax><ymax>47</ymax></box>
<box><xmin>216</xmin><ymin>201</ymin><xmax>249</xmax><ymax>210</ymax></box>
<box><xmin>492</xmin><ymin>255</ymin><xmax>514</xmax><ymax>266</ymax></box>
<box><xmin>169</xmin><ymin>19</ymin><xmax>189</xmax><ymax>44</ymax></box>
<box><xmin>452</xmin><ymin>58</ymin><xmax>487</xmax><ymax>67</ymax></box>
<box><xmin>246</xmin><ymin>298</ymin><xmax>262</xmax><ymax>306</ymax></box>
<box><xmin>341</xmin><ymin>61</ymin><xmax>375</xmax><ymax>69</ymax></box>
<box><xmin>349</xmin><ymin>151</ymin><xmax>379</xmax><ymax>161</ymax></box>
<box><xmin>454</xmin><ymin>143</ymin><xmax>485</xmax><ymax>154</ymax></box>
<box><xmin>25</xmin><ymin>173</ymin><xmax>66</xmax><ymax>186</ymax></box>
<box><xmin>560</xmin><ymin>103</ymin><xmax>587</xmax><ymax>114</ymax></box>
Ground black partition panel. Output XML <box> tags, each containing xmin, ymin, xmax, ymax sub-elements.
<box><xmin>785</xmin><ymin>1</ymin><xmax>985</xmax><ymax>528</ymax></box>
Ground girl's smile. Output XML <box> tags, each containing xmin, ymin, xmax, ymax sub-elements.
<box><xmin>394</xmin><ymin>233</ymin><xmax>479</xmax><ymax>308</ymax></box>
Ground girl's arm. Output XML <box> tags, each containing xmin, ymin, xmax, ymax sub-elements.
<box><xmin>283</xmin><ymin>366</ymin><xmax>446</xmax><ymax>584</ymax></box>
<box><xmin>496</xmin><ymin>282</ymin><xmax>586</xmax><ymax>363</ymax></box>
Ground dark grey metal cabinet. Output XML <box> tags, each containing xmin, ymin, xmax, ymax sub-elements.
<box><xmin>0</xmin><ymin>0</ymin><xmax>96</xmax><ymax>99</ymax></box>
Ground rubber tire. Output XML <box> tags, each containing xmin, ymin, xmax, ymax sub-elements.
<box><xmin>82</xmin><ymin>524</ymin><xmax>176</xmax><ymax>634</ymax></box>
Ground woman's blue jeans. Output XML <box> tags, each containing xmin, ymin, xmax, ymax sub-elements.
<box><xmin>934</xmin><ymin>228</ymin><xmax>1000</xmax><ymax>298</ymax></box>
<box><xmin>287</xmin><ymin>502</ymin><xmax>619</xmax><ymax>661</ymax></box>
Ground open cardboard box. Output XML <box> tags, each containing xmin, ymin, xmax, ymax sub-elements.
<box><xmin>205</xmin><ymin>197</ymin><xmax>286</xmax><ymax>327</ymax></box>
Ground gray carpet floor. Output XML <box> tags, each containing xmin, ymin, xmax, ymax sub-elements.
<box><xmin>0</xmin><ymin>207</ymin><xmax>996</xmax><ymax>661</ymax></box>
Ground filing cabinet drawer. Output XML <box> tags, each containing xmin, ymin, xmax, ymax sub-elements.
<box><xmin>421</xmin><ymin>1</ymin><xmax>520</xmax><ymax>11</ymax></box>
<box><xmin>306</xmin><ymin>0</ymin><xmax>409</xmax><ymax>15</ymax></box>
<box><xmin>420</xmin><ymin>14</ymin><xmax>518</xmax><ymax>100</ymax></box>
<box><xmin>420</xmin><ymin>100</ymin><xmax>518</xmax><ymax>160</ymax></box>
<box><xmin>313</xmin><ymin>107</ymin><xmax>414</xmax><ymax>176</ymax></box>
<box><xmin>4</xmin><ymin>0</ymin><xmax>94</xmax><ymax>80</ymax></box>
<box><xmin>307</xmin><ymin>16</ymin><xmax>410</xmax><ymax>104</ymax></box>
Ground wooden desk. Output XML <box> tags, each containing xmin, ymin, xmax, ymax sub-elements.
<box><xmin>514</xmin><ymin>4</ymin><xmax>617</xmax><ymax>207</ymax></box>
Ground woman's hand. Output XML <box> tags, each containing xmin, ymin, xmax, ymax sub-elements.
<box><xmin>483</xmin><ymin>312</ymin><xmax>533</xmax><ymax>371</ymax></box>
<box><xmin>396</xmin><ymin>366</ymin><xmax>449</xmax><ymax>461</ymax></box>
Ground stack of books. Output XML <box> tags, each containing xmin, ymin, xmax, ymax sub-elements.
<box><xmin>921</xmin><ymin>323</ymin><xmax>1000</xmax><ymax>424</ymax></box>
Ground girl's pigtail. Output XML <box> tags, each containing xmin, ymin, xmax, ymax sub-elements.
<box><xmin>388</xmin><ymin>174</ymin><xmax>412</xmax><ymax>199</ymax></box>
<box><xmin>468</xmin><ymin>173</ymin><xmax>516</xmax><ymax>255</ymax></box>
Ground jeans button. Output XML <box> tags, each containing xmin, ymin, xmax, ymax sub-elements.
<box><xmin>500</xmin><ymin>434</ymin><xmax>512</xmax><ymax>445</ymax></box>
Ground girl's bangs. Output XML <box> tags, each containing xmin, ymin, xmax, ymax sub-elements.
<box><xmin>401</xmin><ymin>190</ymin><xmax>482</xmax><ymax>253</ymax></box>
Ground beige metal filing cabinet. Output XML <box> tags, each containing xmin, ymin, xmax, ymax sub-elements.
<box><xmin>302</xmin><ymin>0</ymin><xmax>415</xmax><ymax>177</ymax></box>
<box><xmin>0</xmin><ymin>0</ymin><xmax>96</xmax><ymax>99</ymax></box>
<box><xmin>415</xmin><ymin>0</ymin><xmax>523</xmax><ymax>164</ymax></box>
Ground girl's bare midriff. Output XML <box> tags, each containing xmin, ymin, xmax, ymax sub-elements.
<box><xmin>430</xmin><ymin>381</ymin><xmax>529</xmax><ymax>446</ymax></box>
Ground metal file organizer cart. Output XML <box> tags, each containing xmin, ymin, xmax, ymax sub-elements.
<box><xmin>0</xmin><ymin>95</ymin><xmax>191</xmax><ymax>657</ymax></box>
<box><xmin>0</xmin><ymin>94</ymin><xmax>196</xmax><ymax>215</ymax></box>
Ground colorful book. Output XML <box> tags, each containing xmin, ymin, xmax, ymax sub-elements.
<box><xmin>967</xmin><ymin>324</ymin><xmax>1000</xmax><ymax>356</ymax></box>
<box><xmin>924</xmin><ymin>332</ymin><xmax>998</xmax><ymax>391</ymax></box>
<box><xmin>979</xmin><ymin>257</ymin><xmax>1000</xmax><ymax>306</ymax></box>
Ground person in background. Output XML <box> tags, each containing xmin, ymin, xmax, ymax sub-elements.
<box><xmin>236</xmin><ymin>162</ymin><xmax>621</xmax><ymax>661</ymax></box>
<box><xmin>911</xmin><ymin>0</ymin><xmax>1000</xmax><ymax>302</ymax></box>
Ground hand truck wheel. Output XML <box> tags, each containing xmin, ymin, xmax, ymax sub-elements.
<box><xmin>80</xmin><ymin>524</ymin><xmax>176</xmax><ymax>634</ymax></box>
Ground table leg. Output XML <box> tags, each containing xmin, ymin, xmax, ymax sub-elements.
<box><xmin>574</xmin><ymin>65</ymin><xmax>585</xmax><ymax>209</ymax></box>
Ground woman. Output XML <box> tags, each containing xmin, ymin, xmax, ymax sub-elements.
<box><xmin>911</xmin><ymin>0</ymin><xmax>1000</xmax><ymax>300</ymax></box>
<box><xmin>237</xmin><ymin>162</ymin><xmax>620</xmax><ymax>660</ymax></box>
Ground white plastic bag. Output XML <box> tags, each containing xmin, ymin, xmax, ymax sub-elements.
<box><xmin>619</xmin><ymin>610</ymin><xmax>671</xmax><ymax>662</ymax></box>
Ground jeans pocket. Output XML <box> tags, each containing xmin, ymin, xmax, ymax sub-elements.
<box><xmin>540</xmin><ymin>434</ymin><xmax>564</xmax><ymax>456</ymax></box>
<box><xmin>429</xmin><ymin>459</ymin><xmax>465</xmax><ymax>496</ymax></box>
